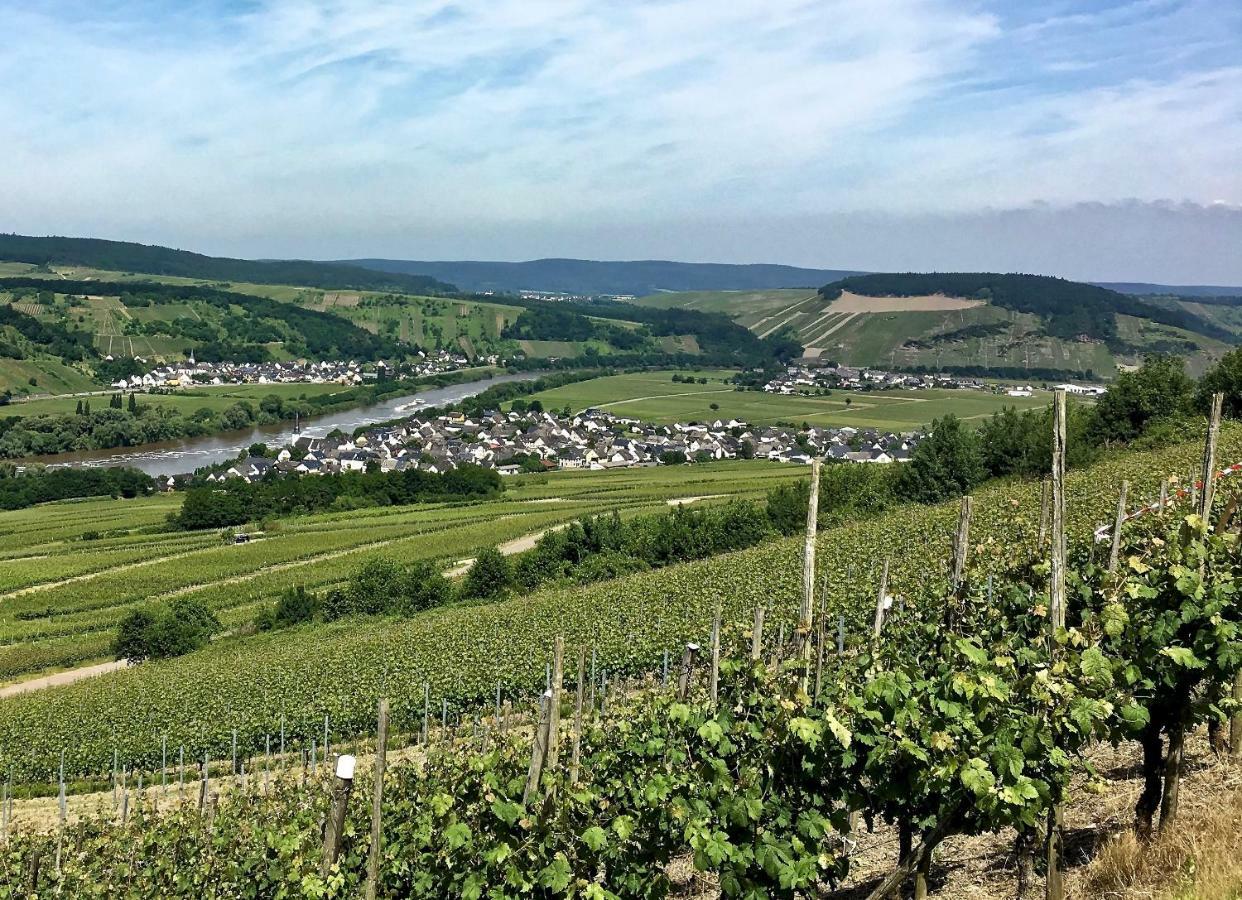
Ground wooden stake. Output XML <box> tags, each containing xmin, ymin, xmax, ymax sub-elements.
<box><xmin>320</xmin><ymin>763</ymin><xmax>355</xmax><ymax>878</ymax></box>
<box><xmin>523</xmin><ymin>691</ymin><xmax>552</xmax><ymax>806</ymax></box>
<box><xmin>1158</xmin><ymin>479</ymin><xmax>1168</xmax><ymax>513</ymax></box>
<box><xmin>544</xmin><ymin>638</ymin><xmax>565</xmax><ymax>787</ymax></box>
<box><xmin>796</xmin><ymin>459</ymin><xmax>821</xmax><ymax>666</ymax></box>
<box><xmin>364</xmin><ymin>699</ymin><xmax>389</xmax><ymax>900</ymax></box>
<box><xmin>1046</xmin><ymin>389</ymin><xmax>1067</xmax><ymax>900</ymax></box>
<box><xmin>1229</xmin><ymin>669</ymin><xmax>1241</xmax><ymax>759</ymax></box>
<box><xmin>750</xmin><ymin>606</ymin><xmax>765</xmax><ymax>660</ymax></box>
<box><xmin>951</xmin><ymin>496</ymin><xmax>972</xmax><ymax>588</ymax></box>
<box><xmin>873</xmin><ymin>558</ymin><xmax>890</xmax><ymax>636</ymax></box>
<box><xmin>677</xmin><ymin>643</ymin><xmax>701</xmax><ymax>700</ymax></box>
<box><xmin>1108</xmin><ymin>480</ymin><xmax>1129</xmax><ymax>574</ymax></box>
<box><xmin>709</xmin><ymin>612</ymin><xmax>721</xmax><ymax>704</ymax></box>
<box><xmin>1199</xmin><ymin>393</ymin><xmax>1223</xmax><ymax>519</ymax></box>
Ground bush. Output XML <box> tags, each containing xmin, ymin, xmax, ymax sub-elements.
<box><xmin>113</xmin><ymin>598</ymin><xmax>219</xmax><ymax>663</ymax></box>
<box><xmin>460</xmin><ymin>547</ymin><xmax>512</xmax><ymax>600</ymax></box>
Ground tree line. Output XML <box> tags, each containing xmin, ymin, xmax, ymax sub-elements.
<box><xmin>0</xmin><ymin>464</ymin><xmax>154</xmax><ymax>510</ymax></box>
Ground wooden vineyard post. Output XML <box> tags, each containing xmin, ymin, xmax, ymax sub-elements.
<box><xmin>544</xmin><ymin>638</ymin><xmax>565</xmax><ymax>799</ymax></box>
<box><xmin>951</xmin><ymin>496</ymin><xmax>972</xmax><ymax>589</ymax></box>
<box><xmin>320</xmin><ymin>755</ymin><xmax>356</xmax><ymax>879</ymax></box>
<box><xmin>709</xmin><ymin>612</ymin><xmax>721</xmax><ymax>705</ymax></box>
<box><xmin>813</xmin><ymin>598</ymin><xmax>827</xmax><ymax>702</ymax></box>
<box><xmin>364</xmin><ymin>699</ymin><xmax>389</xmax><ymax>900</ymax></box>
<box><xmin>1046</xmin><ymin>389</ymin><xmax>1067</xmax><ymax>900</ymax></box>
<box><xmin>422</xmin><ymin>683</ymin><xmax>430</xmax><ymax>744</ymax></box>
<box><xmin>1199</xmin><ymin>393</ymin><xmax>1223</xmax><ymax>519</ymax></box>
<box><xmin>751</xmin><ymin>606</ymin><xmax>765</xmax><ymax>661</ymax></box>
<box><xmin>1107</xmin><ymin>480</ymin><xmax>1129</xmax><ymax>575</ymax></box>
<box><xmin>523</xmin><ymin>691</ymin><xmax>552</xmax><ymax>806</ymax></box>
<box><xmin>872</xmin><ymin>558</ymin><xmax>890</xmax><ymax>637</ymax></box>
<box><xmin>570</xmin><ymin>650</ymin><xmax>586</xmax><ymax>784</ymax></box>
<box><xmin>795</xmin><ymin>460</ymin><xmax>821</xmax><ymax>682</ymax></box>
<box><xmin>1158</xmin><ymin>478</ymin><xmax>1168</xmax><ymax>513</ymax></box>
<box><xmin>677</xmin><ymin>642</ymin><xmax>700</xmax><ymax>700</ymax></box>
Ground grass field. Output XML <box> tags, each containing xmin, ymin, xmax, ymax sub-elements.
<box><xmin>519</xmin><ymin>370</ymin><xmax>1050</xmax><ymax>429</ymax></box>
<box><xmin>0</xmin><ymin>461</ymin><xmax>804</xmax><ymax>682</ymax></box>
<box><xmin>1</xmin><ymin>382</ymin><xmax>353</xmax><ymax>418</ymax></box>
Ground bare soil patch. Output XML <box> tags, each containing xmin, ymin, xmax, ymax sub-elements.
<box><xmin>831</xmin><ymin>291</ymin><xmax>984</xmax><ymax>314</ymax></box>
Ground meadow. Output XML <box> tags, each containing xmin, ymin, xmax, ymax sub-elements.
<box><xmin>0</xmin><ymin>461</ymin><xmax>805</xmax><ymax>682</ymax></box>
<box><xmin>519</xmin><ymin>369</ymin><xmax>1049</xmax><ymax>430</ymax></box>
<box><xmin>1</xmin><ymin>382</ymin><xmax>357</xmax><ymax>419</ymax></box>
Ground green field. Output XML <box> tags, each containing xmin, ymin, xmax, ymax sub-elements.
<box><xmin>520</xmin><ymin>370</ymin><xmax>1050</xmax><ymax>430</ymax></box>
<box><xmin>1</xmin><ymin>382</ymin><xmax>353</xmax><ymax>418</ymax></box>
<box><xmin>0</xmin><ymin>461</ymin><xmax>804</xmax><ymax>681</ymax></box>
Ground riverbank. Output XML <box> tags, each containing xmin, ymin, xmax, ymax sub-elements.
<box><xmin>11</xmin><ymin>370</ymin><xmax>537</xmax><ymax>476</ymax></box>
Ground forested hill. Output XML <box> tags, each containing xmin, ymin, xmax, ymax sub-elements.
<box><xmin>0</xmin><ymin>235</ymin><xmax>456</xmax><ymax>295</ymax></box>
<box><xmin>819</xmin><ymin>272</ymin><xmax>1235</xmax><ymax>345</ymax></box>
<box><xmin>345</xmin><ymin>258</ymin><xmax>862</xmax><ymax>295</ymax></box>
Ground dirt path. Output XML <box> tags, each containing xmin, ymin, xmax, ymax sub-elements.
<box><xmin>0</xmin><ymin>660</ymin><xmax>127</xmax><ymax>698</ymax></box>
<box><xmin>804</xmin><ymin>311</ymin><xmax>860</xmax><ymax>347</ymax></box>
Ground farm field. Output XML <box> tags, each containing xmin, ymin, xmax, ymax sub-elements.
<box><xmin>0</xmin><ymin>418</ymin><xmax>1233</xmax><ymax>783</ymax></box>
<box><xmin>0</xmin><ymin>461</ymin><xmax>805</xmax><ymax>683</ymax></box>
<box><xmin>520</xmin><ymin>369</ymin><xmax>1050</xmax><ymax>429</ymax></box>
<box><xmin>309</xmin><ymin>293</ymin><xmax>525</xmax><ymax>358</ymax></box>
<box><xmin>1</xmin><ymin>381</ymin><xmax>357</xmax><ymax>418</ymax></box>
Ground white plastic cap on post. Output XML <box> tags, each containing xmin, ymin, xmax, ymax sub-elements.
<box><xmin>336</xmin><ymin>754</ymin><xmax>356</xmax><ymax>780</ymax></box>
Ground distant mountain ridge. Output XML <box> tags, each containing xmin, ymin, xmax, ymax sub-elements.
<box><xmin>0</xmin><ymin>234</ymin><xmax>456</xmax><ymax>295</ymax></box>
<box><xmin>342</xmin><ymin>257</ymin><xmax>863</xmax><ymax>296</ymax></box>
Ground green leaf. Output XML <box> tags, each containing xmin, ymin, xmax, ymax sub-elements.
<box><xmin>1160</xmin><ymin>647</ymin><xmax>1205</xmax><ymax>669</ymax></box>
<box><xmin>539</xmin><ymin>854</ymin><xmax>572</xmax><ymax>892</ymax></box>
<box><xmin>581</xmin><ymin>825</ymin><xmax>608</xmax><ymax>852</ymax></box>
<box><xmin>956</xmin><ymin>638</ymin><xmax>989</xmax><ymax>666</ymax></box>
<box><xmin>443</xmin><ymin>822</ymin><xmax>472</xmax><ymax>850</ymax></box>
<box><xmin>1079</xmin><ymin>647</ymin><xmax>1113</xmax><ymax>687</ymax></box>
<box><xmin>824</xmin><ymin>710</ymin><xmax>852</xmax><ymax>748</ymax></box>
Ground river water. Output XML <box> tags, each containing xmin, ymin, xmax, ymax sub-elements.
<box><xmin>27</xmin><ymin>372</ymin><xmax>540</xmax><ymax>477</ymax></box>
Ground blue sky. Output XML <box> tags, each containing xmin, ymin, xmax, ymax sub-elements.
<box><xmin>1</xmin><ymin>0</ymin><xmax>1240</xmax><ymax>282</ymax></box>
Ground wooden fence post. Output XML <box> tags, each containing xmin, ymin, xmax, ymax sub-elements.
<box><xmin>364</xmin><ymin>699</ymin><xmax>389</xmax><ymax>900</ymax></box>
<box><xmin>1108</xmin><ymin>480</ymin><xmax>1129</xmax><ymax>574</ymax></box>
<box><xmin>1229</xmin><ymin>669</ymin><xmax>1242</xmax><ymax>758</ymax></box>
<box><xmin>1046</xmin><ymin>389</ymin><xmax>1067</xmax><ymax>900</ymax></box>
<box><xmin>677</xmin><ymin>643</ymin><xmax>701</xmax><ymax>700</ymax></box>
<box><xmin>1158</xmin><ymin>478</ymin><xmax>1168</xmax><ymax>513</ymax></box>
<box><xmin>750</xmin><ymin>606</ymin><xmax>765</xmax><ymax>661</ymax></box>
<box><xmin>795</xmin><ymin>460</ymin><xmax>821</xmax><ymax>675</ymax></box>
<box><xmin>321</xmin><ymin>755</ymin><xmax>356</xmax><ymax>878</ymax></box>
<box><xmin>1200</xmin><ymin>393</ymin><xmax>1223</xmax><ymax>519</ymax></box>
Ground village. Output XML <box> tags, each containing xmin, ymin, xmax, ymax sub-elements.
<box><xmin>763</xmin><ymin>363</ymin><xmax>1108</xmax><ymax>398</ymax></box>
<box><xmin>108</xmin><ymin>350</ymin><xmax>473</xmax><ymax>391</ymax></box>
<box><xmin>192</xmin><ymin>405</ymin><xmax>922</xmax><ymax>488</ymax></box>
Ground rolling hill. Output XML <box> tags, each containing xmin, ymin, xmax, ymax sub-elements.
<box><xmin>637</xmin><ymin>273</ymin><xmax>1242</xmax><ymax>379</ymax></box>
<box><xmin>343</xmin><ymin>257</ymin><xmax>862</xmax><ymax>296</ymax></box>
<box><xmin>0</xmin><ymin>234</ymin><xmax>456</xmax><ymax>295</ymax></box>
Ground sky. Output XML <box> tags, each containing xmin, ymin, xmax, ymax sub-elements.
<box><xmin>1</xmin><ymin>0</ymin><xmax>1240</xmax><ymax>284</ymax></box>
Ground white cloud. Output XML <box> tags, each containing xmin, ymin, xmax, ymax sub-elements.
<box><xmin>0</xmin><ymin>0</ymin><xmax>1239</xmax><ymax>281</ymax></box>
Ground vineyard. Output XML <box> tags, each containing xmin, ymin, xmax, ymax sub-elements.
<box><xmin>0</xmin><ymin>462</ymin><xmax>803</xmax><ymax>681</ymax></box>
<box><xmin>0</xmin><ymin>398</ymin><xmax>1234</xmax><ymax>896</ymax></box>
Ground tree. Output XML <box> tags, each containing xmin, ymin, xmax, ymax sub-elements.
<box><xmin>895</xmin><ymin>414</ymin><xmax>984</xmax><ymax>504</ymax></box>
<box><xmin>127</xmin><ymin>392</ymin><xmax>138</xmax><ymax>413</ymax></box>
<box><xmin>460</xmin><ymin>547</ymin><xmax>512</xmax><ymax>599</ymax></box>
<box><xmin>1195</xmin><ymin>347</ymin><xmax>1242</xmax><ymax>419</ymax></box>
<box><xmin>1090</xmin><ymin>355</ymin><xmax>1193</xmax><ymax>445</ymax></box>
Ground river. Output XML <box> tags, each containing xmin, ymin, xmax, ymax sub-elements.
<box><xmin>26</xmin><ymin>372</ymin><xmax>540</xmax><ymax>477</ymax></box>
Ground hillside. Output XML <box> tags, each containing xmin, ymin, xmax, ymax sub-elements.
<box><xmin>0</xmin><ymin>234</ymin><xmax>456</xmax><ymax>295</ymax></box>
<box><xmin>0</xmin><ymin>277</ymin><xmax>402</xmax><ymax>396</ymax></box>
<box><xmin>638</xmin><ymin>275</ymin><xmax>1241</xmax><ymax>378</ymax></box>
<box><xmin>344</xmin><ymin>257</ymin><xmax>862</xmax><ymax>295</ymax></box>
